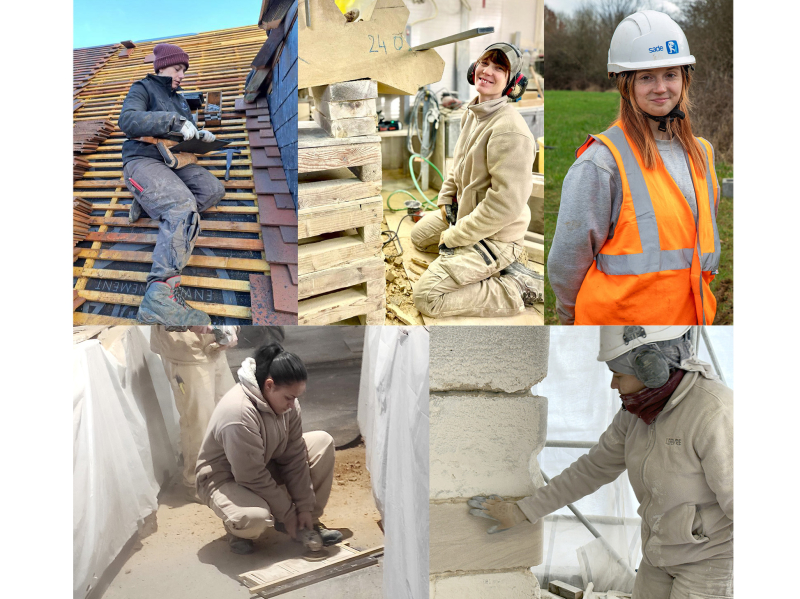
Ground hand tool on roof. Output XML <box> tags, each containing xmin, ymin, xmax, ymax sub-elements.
<box><xmin>212</xmin><ymin>147</ymin><xmax>242</xmax><ymax>180</ymax></box>
<box><xmin>135</xmin><ymin>135</ymin><xmax>231</xmax><ymax>169</ymax></box>
<box><xmin>136</xmin><ymin>135</ymin><xmax>198</xmax><ymax>169</ymax></box>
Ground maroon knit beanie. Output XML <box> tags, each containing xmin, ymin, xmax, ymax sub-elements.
<box><xmin>153</xmin><ymin>43</ymin><xmax>190</xmax><ymax>73</ymax></box>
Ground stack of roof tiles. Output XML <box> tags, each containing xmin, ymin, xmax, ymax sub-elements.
<box><xmin>74</xmin><ymin>120</ymin><xmax>116</xmax><ymax>154</ymax></box>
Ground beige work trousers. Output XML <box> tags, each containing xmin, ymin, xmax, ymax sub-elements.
<box><xmin>633</xmin><ymin>557</ymin><xmax>733</xmax><ymax>599</ymax></box>
<box><xmin>163</xmin><ymin>352</ymin><xmax>235</xmax><ymax>490</ymax></box>
<box><xmin>207</xmin><ymin>431</ymin><xmax>336</xmax><ymax>540</ymax></box>
<box><xmin>410</xmin><ymin>210</ymin><xmax>524</xmax><ymax>318</ymax></box>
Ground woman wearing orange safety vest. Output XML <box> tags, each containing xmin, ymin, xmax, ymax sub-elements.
<box><xmin>548</xmin><ymin>10</ymin><xmax>721</xmax><ymax>325</ymax></box>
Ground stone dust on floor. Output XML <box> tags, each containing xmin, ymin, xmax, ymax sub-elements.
<box><xmin>100</xmin><ymin>441</ymin><xmax>383</xmax><ymax>599</ymax></box>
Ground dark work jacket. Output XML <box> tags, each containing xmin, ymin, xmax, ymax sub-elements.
<box><xmin>118</xmin><ymin>74</ymin><xmax>195</xmax><ymax>164</ymax></box>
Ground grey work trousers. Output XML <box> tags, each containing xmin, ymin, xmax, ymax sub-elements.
<box><xmin>410</xmin><ymin>210</ymin><xmax>524</xmax><ymax>318</ymax></box>
<box><xmin>122</xmin><ymin>157</ymin><xmax>226</xmax><ymax>287</ymax></box>
<box><xmin>206</xmin><ymin>431</ymin><xmax>336</xmax><ymax>540</ymax></box>
<box><xmin>633</xmin><ymin>557</ymin><xmax>733</xmax><ymax>599</ymax></box>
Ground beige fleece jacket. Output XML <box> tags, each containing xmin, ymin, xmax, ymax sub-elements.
<box><xmin>195</xmin><ymin>358</ymin><xmax>315</xmax><ymax>521</ymax></box>
<box><xmin>518</xmin><ymin>372</ymin><xmax>733</xmax><ymax>568</ymax></box>
<box><xmin>438</xmin><ymin>96</ymin><xmax>535</xmax><ymax>249</ymax></box>
<box><xmin>150</xmin><ymin>326</ymin><xmax>239</xmax><ymax>364</ymax></box>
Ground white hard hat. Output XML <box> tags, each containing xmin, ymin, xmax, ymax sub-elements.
<box><xmin>597</xmin><ymin>326</ymin><xmax>691</xmax><ymax>362</ymax></box>
<box><xmin>608</xmin><ymin>10</ymin><xmax>695</xmax><ymax>74</ymax></box>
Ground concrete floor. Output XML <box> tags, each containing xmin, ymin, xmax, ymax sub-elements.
<box><xmin>100</xmin><ymin>482</ymin><xmax>382</xmax><ymax>599</ymax></box>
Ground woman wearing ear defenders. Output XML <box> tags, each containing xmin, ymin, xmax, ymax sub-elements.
<box><xmin>548</xmin><ymin>11</ymin><xmax>721</xmax><ymax>326</ymax></box>
<box><xmin>481</xmin><ymin>326</ymin><xmax>732</xmax><ymax>598</ymax></box>
<box><xmin>410</xmin><ymin>42</ymin><xmax>544</xmax><ymax>320</ymax></box>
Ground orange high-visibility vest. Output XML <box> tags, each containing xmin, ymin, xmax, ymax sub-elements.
<box><xmin>574</xmin><ymin>123</ymin><xmax>720</xmax><ymax>325</ymax></box>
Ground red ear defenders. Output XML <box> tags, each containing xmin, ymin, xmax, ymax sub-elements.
<box><xmin>467</xmin><ymin>63</ymin><xmax>529</xmax><ymax>101</ymax></box>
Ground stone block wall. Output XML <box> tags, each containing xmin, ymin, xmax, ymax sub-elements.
<box><xmin>429</xmin><ymin>327</ymin><xmax>549</xmax><ymax>598</ymax></box>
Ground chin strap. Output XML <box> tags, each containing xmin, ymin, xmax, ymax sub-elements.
<box><xmin>645</xmin><ymin>107</ymin><xmax>686</xmax><ymax>132</ymax></box>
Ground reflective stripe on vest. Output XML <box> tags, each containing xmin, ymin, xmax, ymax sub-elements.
<box><xmin>589</xmin><ymin>126</ymin><xmax>720</xmax><ymax>276</ymax></box>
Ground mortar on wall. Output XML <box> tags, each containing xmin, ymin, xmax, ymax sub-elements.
<box><xmin>429</xmin><ymin>327</ymin><xmax>549</xmax><ymax>598</ymax></box>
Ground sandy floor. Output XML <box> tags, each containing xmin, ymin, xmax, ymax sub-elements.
<box><xmin>100</xmin><ymin>442</ymin><xmax>382</xmax><ymax>599</ymax></box>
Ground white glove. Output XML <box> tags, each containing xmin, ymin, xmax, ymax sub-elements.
<box><xmin>197</xmin><ymin>130</ymin><xmax>216</xmax><ymax>143</ymax></box>
<box><xmin>179</xmin><ymin>119</ymin><xmax>198</xmax><ymax>141</ymax></box>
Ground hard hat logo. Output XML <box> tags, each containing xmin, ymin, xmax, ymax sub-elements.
<box><xmin>666</xmin><ymin>40</ymin><xmax>679</xmax><ymax>54</ymax></box>
<box><xmin>649</xmin><ymin>46</ymin><xmax>664</xmax><ymax>53</ymax></box>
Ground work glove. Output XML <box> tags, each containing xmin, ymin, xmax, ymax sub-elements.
<box><xmin>179</xmin><ymin>119</ymin><xmax>199</xmax><ymax>141</ymax></box>
<box><xmin>197</xmin><ymin>129</ymin><xmax>216</xmax><ymax>142</ymax></box>
<box><xmin>468</xmin><ymin>495</ymin><xmax>528</xmax><ymax>534</ymax></box>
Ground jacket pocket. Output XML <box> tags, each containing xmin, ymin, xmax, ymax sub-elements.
<box><xmin>649</xmin><ymin>504</ymin><xmax>710</xmax><ymax>549</ymax></box>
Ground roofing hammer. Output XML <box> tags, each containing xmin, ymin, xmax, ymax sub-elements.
<box><xmin>213</xmin><ymin>147</ymin><xmax>242</xmax><ymax>181</ymax></box>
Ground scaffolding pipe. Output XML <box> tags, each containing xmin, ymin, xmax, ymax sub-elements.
<box><xmin>541</xmin><ymin>471</ymin><xmax>638</xmax><ymax>579</ymax></box>
<box><xmin>546</xmin><ymin>440</ymin><xmax>596</xmax><ymax>449</ymax></box>
<box><xmin>700</xmin><ymin>326</ymin><xmax>728</xmax><ymax>386</ymax></box>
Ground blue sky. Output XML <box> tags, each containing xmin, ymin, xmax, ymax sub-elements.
<box><xmin>74</xmin><ymin>0</ymin><xmax>262</xmax><ymax>48</ymax></box>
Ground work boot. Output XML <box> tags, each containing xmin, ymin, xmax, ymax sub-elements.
<box><xmin>227</xmin><ymin>534</ymin><xmax>255</xmax><ymax>555</ymax></box>
<box><xmin>500</xmin><ymin>261</ymin><xmax>544</xmax><ymax>306</ymax></box>
<box><xmin>137</xmin><ymin>275</ymin><xmax>211</xmax><ymax>326</ymax></box>
<box><xmin>313</xmin><ymin>523</ymin><xmax>343</xmax><ymax>546</ymax></box>
<box><xmin>128</xmin><ymin>198</ymin><xmax>143</xmax><ymax>224</ymax></box>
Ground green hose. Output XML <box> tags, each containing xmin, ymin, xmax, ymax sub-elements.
<box><xmin>386</xmin><ymin>153</ymin><xmax>445</xmax><ymax>211</ymax></box>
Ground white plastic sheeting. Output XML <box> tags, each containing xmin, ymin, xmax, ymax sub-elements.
<box><xmin>358</xmin><ymin>326</ymin><xmax>430</xmax><ymax>599</ymax></box>
<box><xmin>73</xmin><ymin>328</ymin><xmax>180</xmax><ymax>599</ymax></box>
<box><xmin>532</xmin><ymin>326</ymin><xmax>733</xmax><ymax>589</ymax></box>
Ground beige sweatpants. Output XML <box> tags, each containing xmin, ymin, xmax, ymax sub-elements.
<box><xmin>633</xmin><ymin>556</ymin><xmax>733</xmax><ymax>599</ymax></box>
<box><xmin>207</xmin><ymin>431</ymin><xmax>336</xmax><ymax>540</ymax></box>
<box><xmin>163</xmin><ymin>352</ymin><xmax>235</xmax><ymax>489</ymax></box>
<box><xmin>410</xmin><ymin>210</ymin><xmax>525</xmax><ymax>318</ymax></box>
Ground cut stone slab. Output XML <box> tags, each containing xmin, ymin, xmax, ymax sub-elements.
<box><xmin>430</xmin><ymin>393</ymin><xmax>548</xmax><ymax>499</ymax></box>
<box><xmin>429</xmin><ymin>502</ymin><xmax>542</xmax><ymax>574</ymax></box>
<box><xmin>431</xmin><ymin>569</ymin><xmax>541</xmax><ymax>599</ymax></box>
<box><xmin>429</xmin><ymin>327</ymin><xmax>550</xmax><ymax>393</ymax></box>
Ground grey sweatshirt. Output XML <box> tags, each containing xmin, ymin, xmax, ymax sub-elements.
<box><xmin>518</xmin><ymin>372</ymin><xmax>733</xmax><ymax>569</ymax></box>
<box><xmin>548</xmin><ymin>139</ymin><xmax>718</xmax><ymax>324</ymax></box>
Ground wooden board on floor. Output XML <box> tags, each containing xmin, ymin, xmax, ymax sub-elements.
<box><xmin>384</xmin><ymin>209</ymin><xmax>544</xmax><ymax>326</ymax></box>
<box><xmin>240</xmin><ymin>545</ymin><xmax>383</xmax><ymax>597</ymax></box>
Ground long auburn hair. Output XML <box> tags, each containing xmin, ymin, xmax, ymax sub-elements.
<box><xmin>615</xmin><ymin>68</ymin><xmax>707</xmax><ymax>177</ymax></box>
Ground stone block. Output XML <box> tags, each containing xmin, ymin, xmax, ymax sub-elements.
<box><xmin>431</xmin><ymin>569</ymin><xmax>540</xmax><ymax>598</ymax></box>
<box><xmin>722</xmin><ymin>178</ymin><xmax>733</xmax><ymax>198</ymax></box>
<box><xmin>430</xmin><ymin>502</ymin><xmax>542</xmax><ymax>574</ymax></box>
<box><xmin>429</xmin><ymin>327</ymin><xmax>550</xmax><ymax>393</ymax></box>
<box><xmin>430</xmin><ymin>394</ymin><xmax>548</xmax><ymax>498</ymax></box>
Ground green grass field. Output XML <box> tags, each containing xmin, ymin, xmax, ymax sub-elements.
<box><xmin>544</xmin><ymin>90</ymin><xmax>733</xmax><ymax>325</ymax></box>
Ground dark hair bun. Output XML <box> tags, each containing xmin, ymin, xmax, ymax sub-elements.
<box><xmin>254</xmin><ymin>342</ymin><xmax>308</xmax><ymax>392</ymax></box>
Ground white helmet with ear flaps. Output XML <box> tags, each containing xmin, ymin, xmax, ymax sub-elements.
<box><xmin>608</xmin><ymin>10</ymin><xmax>695</xmax><ymax>74</ymax></box>
<box><xmin>597</xmin><ymin>326</ymin><xmax>691</xmax><ymax>363</ymax></box>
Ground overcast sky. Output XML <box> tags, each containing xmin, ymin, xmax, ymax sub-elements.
<box><xmin>545</xmin><ymin>0</ymin><xmax>681</xmax><ymax>17</ymax></box>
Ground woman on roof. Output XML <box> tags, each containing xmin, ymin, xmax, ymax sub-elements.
<box><xmin>548</xmin><ymin>11</ymin><xmax>721</xmax><ymax>325</ymax></box>
<box><xmin>410</xmin><ymin>42</ymin><xmax>543</xmax><ymax>320</ymax></box>
<box><xmin>117</xmin><ymin>42</ymin><xmax>224</xmax><ymax>327</ymax></box>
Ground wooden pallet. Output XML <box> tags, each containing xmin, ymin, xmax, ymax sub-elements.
<box><xmin>72</xmin><ymin>25</ymin><xmax>274</xmax><ymax>324</ymax></box>
<box><xmin>297</xmin><ymin>82</ymin><xmax>385</xmax><ymax>325</ymax></box>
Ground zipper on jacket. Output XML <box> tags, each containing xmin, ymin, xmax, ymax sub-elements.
<box><xmin>639</xmin><ymin>421</ymin><xmax>658</xmax><ymax>562</ymax></box>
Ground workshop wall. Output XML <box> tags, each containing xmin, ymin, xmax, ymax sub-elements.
<box><xmin>429</xmin><ymin>326</ymin><xmax>549</xmax><ymax>598</ymax></box>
